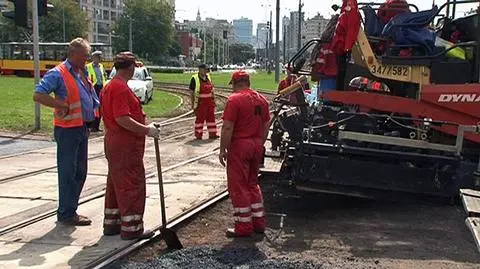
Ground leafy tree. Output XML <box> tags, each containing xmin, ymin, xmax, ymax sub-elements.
<box><xmin>0</xmin><ymin>0</ymin><xmax>87</xmax><ymax>42</ymax></box>
<box><xmin>112</xmin><ymin>0</ymin><xmax>174</xmax><ymax>62</ymax></box>
<box><xmin>38</xmin><ymin>0</ymin><xmax>88</xmax><ymax>42</ymax></box>
<box><xmin>229</xmin><ymin>43</ymin><xmax>255</xmax><ymax>64</ymax></box>
<box><xmin>168</xmin><ymin>38</ymin><xmax>182</xmax><ymax>57</ymax></box>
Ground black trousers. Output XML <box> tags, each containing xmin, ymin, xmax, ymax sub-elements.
<box><xmin>92</xmin><ymin>84</ymin><xmax>103</xmax><ymax>130</ymax></box>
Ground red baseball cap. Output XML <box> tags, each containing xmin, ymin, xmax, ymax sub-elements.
<box><xmin>229</xmin><ymin>70</ymin><xmax>250</xmax><ymax>84</ymax></box>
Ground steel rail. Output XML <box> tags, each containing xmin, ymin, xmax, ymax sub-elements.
<box><xmin>0</xmin><ymin>147</ymin><xmax>222</xmax><ymax>236</ymax></box>
<box><xmin>0</xmin><ymin>85</ymin><xmax>221</xmax><ymax>184</ymax></box>
<box><xmin>87</xmin><ymin>189</ymin><xmax>230</xmax><ymax>269</ymax></box>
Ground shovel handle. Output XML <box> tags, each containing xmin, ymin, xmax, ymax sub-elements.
<box><xmin>154</xmin><ymin>138</ymin><xmax>168</xmax><ymax>227</ymax></box>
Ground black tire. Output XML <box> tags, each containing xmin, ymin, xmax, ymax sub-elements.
<box><xmin>143</xmin><ymin>91</ymin><xmax>149</xmax><ymax>105</ymax></box>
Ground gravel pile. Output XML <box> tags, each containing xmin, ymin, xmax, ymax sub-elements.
<box><xmin>110</xmin><ymin>246</ymin><xmax>330</xmax><ymax>269</ymax></box>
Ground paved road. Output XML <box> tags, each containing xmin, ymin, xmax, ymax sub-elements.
<box><xmin>0</xmin><ymin>137</ymin><xmax>55</xmax><ymax>157</ymax></box>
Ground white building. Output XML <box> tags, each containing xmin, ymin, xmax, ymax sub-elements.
<box><xmin>255</xmin><ymin>22</ymin><xmax>268</xmax><ymax>49</ymax></box>
<box><xmin>304</xmin><ymin>13</ymin><xmax>330</xmax><ymax>42</ymax></box>
<box><xmin>77</xmin><ymin>0</ymin><xmax>174</xmax><ymax>44</ymax></box>
<box><xmin>286</xmin><ymin>11</ymin><xmax>306</xmax><ymax>59</ymax></box>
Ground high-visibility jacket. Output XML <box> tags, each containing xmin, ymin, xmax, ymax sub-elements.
<box><xmin>192</xmin><ymin>73</ymin><xmax>215</xmax><ymax>109</ymax></box>
<box><xmin>86</xmin><ymin>62</ymin><xmax>106</xmax><ymax>86</ymax></box>
<box><xmin>54</xmin><ymin>63</ymin><xmax>84</xmax><ymax>128</ymax></box>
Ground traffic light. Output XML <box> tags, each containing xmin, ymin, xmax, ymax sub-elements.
<box><xmin>38</xmin><ymin>0</ymin><xmax>48</xmax><ymax>16</ymax></box>
<box><xmin>2</xmin><ymin>0</ymin><xmax>51</xmax><ymax>28</ymax></box>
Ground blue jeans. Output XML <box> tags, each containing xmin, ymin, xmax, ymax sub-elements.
<box><xmin>54</xmin><ymin>125</ymin><xmax>89</xmax><ymax>221</ymax></box>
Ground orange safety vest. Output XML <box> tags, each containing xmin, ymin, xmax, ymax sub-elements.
<box><xmin>54</xmin><ymin>63</ymin><xmax>85</xmax><ymax>128</ymax></box>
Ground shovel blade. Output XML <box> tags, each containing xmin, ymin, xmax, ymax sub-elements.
<box><xmin>160</xmin><ymin>227</ymin><xmax>183</xmax><ymax>250</ymax></box>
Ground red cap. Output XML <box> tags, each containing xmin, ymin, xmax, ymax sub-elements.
<box><xmin>229</xmin><ymin>70</ymin><xmax>250</xmax><ymax>84</ymax></box>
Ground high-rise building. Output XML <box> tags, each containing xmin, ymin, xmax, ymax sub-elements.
<box><xmin>282</xmin><ymin>16</ymin><xmax>291</xmax><ymax>60</ymax></box>
<box><xmin>256</xmin><ymin>23</ymin><xmax>268</xmax><ymax>49</ymax></box>
<box><xmin>232</xmin><ymin>17</ymin><xmax>253</xmax><ymax>45</ymax></box>
<box><xmin>304</xmin><ymin>13</ymin><xmax>330</xmax><ymax>42</ymax></box>
<box><xmin>77</xmin><ymin>0</ymin><xmax>174</xmax><ymax>44</ymax></box>
<box><xmin>285</xmin><ymin>11</ymin><xmax>305</xmax><ymax>59</ymax></box>
<box><xmin>78</xmin><ymin>0</ymin><xmax>124</xmax><ymax>44</ymax></box>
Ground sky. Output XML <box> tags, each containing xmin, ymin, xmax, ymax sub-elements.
<box><xmin>175</xmin><ymin>0</ymin><xmax>479</xmax><ymax>33</ymax></box>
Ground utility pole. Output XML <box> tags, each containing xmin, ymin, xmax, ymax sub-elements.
<box><xmin>129</xmin><ymin>17</ymin><xmax>133</xmax><ymax>52</ymax></box>
<box><xmin>266</xmin><ymin>22</ymin><xmax>269</xmax><ymax>72</ymax></box>
<box><xmin>218</xmin><ymin>37</ymin><xmax>221</xmax><ymax>66</ymax></box>
<box><xmin>268</xmin><ymin>10</ymin><xmax>272</xmax><ymax>74</ymax></box>
<box><xmin>203</xmin><ymin>28</ymin><xmax>207</xmax><ymax>64</ymax></box>
<box><xmin>275</xmin><ymin>0</ymin><xmax>280</xmax><ymax>82</ymax></box>
<box><xmin>33</xmin><ymin>0</ymin><xmax>41</xmax><ymax>130</ymax></box>
<box><xmin>297</xmin><ymin>0</ymin><xmax>302</xmax><ymax>51</ymax></box>
<box><xmin>283</xmin><ymin>23</ymin><xmax>286</xmax><ymax>63</ymax></box>
<box><xmin>212</xmin><ymin>32</ymin><xmax>215</xmax><ymax>64</ymax></box>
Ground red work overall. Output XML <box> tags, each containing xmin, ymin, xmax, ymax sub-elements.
<box><xmin>195</xmin><ymin>79</ymin><xmax>217</xmax><ymax>138</ymax></box>
<box><xmin>222</xmin><ymin>89</ymin><xmax>270</xmax><ymax>236</ymax></box>
<box><xmin>101</xmin><ymin>77</ymin><xmax>147</xmax><ymax>239</ymax></box>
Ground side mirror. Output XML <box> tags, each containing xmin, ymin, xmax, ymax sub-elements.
<box><xmin>146</xmin><ymin>76</ymin><xmax>152</xmax><ymax>81</ymax></box>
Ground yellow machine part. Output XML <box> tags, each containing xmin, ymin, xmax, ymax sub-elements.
<box><xmin>352</xmin><ymin>28</ymin><xmax>431</xmax><ymax>87</ymax></box>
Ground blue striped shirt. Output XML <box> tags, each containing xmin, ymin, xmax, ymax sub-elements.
<box><xmin>34</xmin><ymin>60</ymin><xmax>99</xmax><ymax>123</ymax></box>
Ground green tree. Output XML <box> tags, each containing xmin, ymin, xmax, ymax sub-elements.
<box><xmin>229</xmin><ymin>43</ymin><xmax>255</xmax><ymax>64</ymax></box>
<box><xmin>112</xmin><ymin>0</ymin><xmax>174</xmax><ymax>63</ymax></box>
<box><xmin>38</xmin><ymin>0</ymin><xmax>88</xmax><ymax>42</ymax></box>
<box><xmin>0</xmin><ymin>0</ymin><xmax>87</xmax><ymax>42</ymax></box>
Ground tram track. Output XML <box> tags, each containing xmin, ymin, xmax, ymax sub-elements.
<box><xmin>0</xmin><ymin>85</ymin><xmax>229</xmax><ymax>185</ymax></box>
<box><xmin>0</xmin><ymin>146</ymin><xmax>223</xmax><ymax>237</ymax></box>
<box><xmin>0</xmin><ymin>84</ymin><xmax>275</xmax><ymax>268</ymax></box>
<box><xmin>0</xmin><ymin>84</ymin><xmax>230</xmax><ymax>235</ymax></box>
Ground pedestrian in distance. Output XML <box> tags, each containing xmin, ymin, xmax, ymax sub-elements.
<box><xmin>86</xmin><ymin>50</ymin><xmax>107</xmax><ymax>132</ymax></box>
<box><xmin>189</xmin><ymin>64</ymin><xmax>219</xmax><ymax>140</ymax></box>
<box><xmin>219</xmin><ymin>70</ymin><xmax>271</xmax><ymax>238</ymax></box>
<box><xmin>33</xmin><ymin>37</ymin><xmax>99</xmax><ymax>226</ymax></box>
<box><xmin>100</xmin><ymin>51</ymin><xmax>160</xmax><ymax>240</ymax></box>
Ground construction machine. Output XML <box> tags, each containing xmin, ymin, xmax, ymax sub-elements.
<box><xmin>263</xmin><ymin>0</ymin><xmax>480</xmax><ymax>252</ymax></box>
<box><xmin>262</xmin><ymin>0</ymin><xmax>480</xmax><ymax>251</ymax></box>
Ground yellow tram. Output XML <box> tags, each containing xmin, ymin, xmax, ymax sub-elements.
<box><xmin>0</xmin><ymin>42</ymin><xmax>114</xmax><ymax>77</ymax></box>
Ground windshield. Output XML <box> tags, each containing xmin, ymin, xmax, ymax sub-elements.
<box><xmin>132</xmin><ymin>68</ymin><xmax>144</xmax><ymax>80</ymax></box>
<box><xmin>108</xmin><ymin>67</ymin><xmax>145</xmax><ymax>80</ymax></box>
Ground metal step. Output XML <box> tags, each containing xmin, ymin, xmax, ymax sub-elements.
<box><xmin>460</xmin><ymin>189</ymin><xmax>480</xmax><ymax>217</ymax></box>
<box><xmin>465</xmin><ymin>218</ymin><xmax>480</xmax><ymax>254</ymax></box>
<box><xmin>460</xmin><ymin>189</ymin><xmax>480</xmax><ymax>254</ymax></box>
<box><xmin>260</xmin><ymin>156</ymin><xmax>283</xmax><ymax>175</ymax></box>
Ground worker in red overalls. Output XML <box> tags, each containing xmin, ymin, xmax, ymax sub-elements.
<box><xmin>189</xmin><ymin>64</ymin><xmax>219</xmax><ymax>140</ymax></box>
<box><xmin>101</xmin><ymin>52</ymin><xmax>160</xmax><ymax>240</ymax></box>
<box><xmin>219</xmin><ymin>70</ymin><xmax>271</xmax><ymax>238</ymax></box>
<box><xmin>278</xmin><ymin>65</ymin><xmax>310</xmax><ymax>103</ymax></box>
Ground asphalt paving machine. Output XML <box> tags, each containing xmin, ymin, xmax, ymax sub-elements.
<box><xmin>264</xmin><ymin>0</ymin><xmax>480</xmax><ymax>201</ymax></box>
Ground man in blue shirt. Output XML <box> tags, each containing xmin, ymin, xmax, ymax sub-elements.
<box><xmin>33</xmin><ymin>38</ymin><xmax>99</xmax><ymax>226</ymax></box>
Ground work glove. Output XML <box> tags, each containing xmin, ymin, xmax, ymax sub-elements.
<box><xmin>146</xmin><ymin>123</ymin><xmax>160</xmax><ymax>139</ymax></box>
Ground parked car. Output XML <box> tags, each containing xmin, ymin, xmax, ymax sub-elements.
<box><xmin>108</xmin><ymin>65</ymin><xmax>154</xmax><ymax>104</ymax></box>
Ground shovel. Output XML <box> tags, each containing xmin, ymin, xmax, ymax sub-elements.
<box><xmin>154</xmin><ymin>137</ymin><xmax>183</xmax><ymax>250</ymax></box>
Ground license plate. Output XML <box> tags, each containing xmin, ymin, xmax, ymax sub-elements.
<box><xmin>371</xmin><ymin>64</ymin><xmax>410</xmax><ymax>79</ymax></box>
